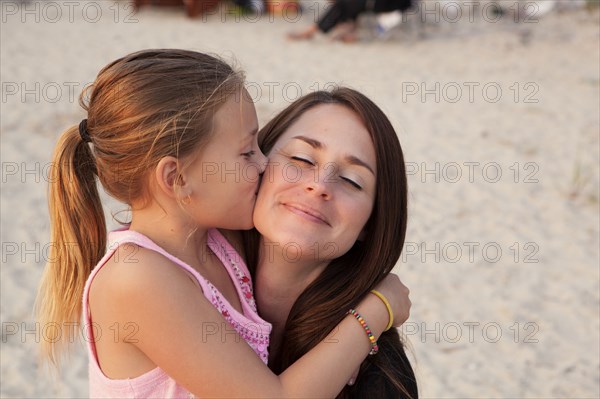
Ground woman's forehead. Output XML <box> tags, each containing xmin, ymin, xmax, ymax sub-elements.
<box><xmin>275</xmin><ymin>104</ymin><xmax>376</xmax><ymax>165</ymax></box>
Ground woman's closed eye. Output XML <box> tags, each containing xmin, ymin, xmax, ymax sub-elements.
<box><xmin>291</xmin><ymin>156</ymin><xmax>315</xmax><ymax>166</ymax></box>
<box><xmin>294</xmin><ymin>156</ymin><xmax>363</xmax><ymax>189</ymax></box>
<box><xmin>341</xmin><ymin>176</ymin><xmax>362</xmax><ymax>190</ymax></box>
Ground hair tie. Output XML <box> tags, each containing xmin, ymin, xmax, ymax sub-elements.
<box><xmin>79</xmin><ymin>119</ymin><xmax>91</xmax><ymax>143</ymax></box>
<box><xmin>370</xmin><ymin>290</ymin><xmax>394</xmax><ymax>331</ymax></box>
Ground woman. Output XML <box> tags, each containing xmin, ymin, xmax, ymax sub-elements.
<box><xmin>245</xmin><ymin>87</ymin><xmax>418</xmax><ymax>398</ymax></box>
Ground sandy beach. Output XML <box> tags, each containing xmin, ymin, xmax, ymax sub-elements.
<box><xmin>1</xmin><ymin>0</ymin><xmax>599</xmax><ymax>397</ymax></box>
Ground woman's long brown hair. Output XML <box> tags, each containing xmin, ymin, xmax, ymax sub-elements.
<box><xmin>244</xmin><ymin>88</ymin><xmax>418</xmax><ymax>398</ymax></box>
<box><xmin>36</xmin><ymin>49</ymin><xmax>244</xmax><ymax>366</ymax></box>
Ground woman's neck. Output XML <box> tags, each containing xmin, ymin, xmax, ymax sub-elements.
<box><xmin>254</xmin><ymin>239</ymin><xmax>328</xmax><ymax>357</ymax></box>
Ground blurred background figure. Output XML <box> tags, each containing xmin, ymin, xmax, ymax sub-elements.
<box><xmin>135</xmin><ymin>0</ymin><xmax>266</xmax><ymax>16</ymax></box>
<box><xmin>134</xmin><ymin>0</ymin><xmax>221</xmax><ymax>17</ymax></box>
<box><xmin>133</xmin><ymin>0</ymin><xmax>587</xmax><ymax>21</ymax></box>
<box><xmin>288</xmin><ymin>0</ymin><xmax>413</xmax><ymax>42</ymax></box>
<box><xmin>233</xmin><ymin>0</ymin><xmax>267</xmax><ymax>14</ymax></box>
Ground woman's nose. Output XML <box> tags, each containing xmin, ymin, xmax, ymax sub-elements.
<box><xmin>305</xmin><ymin>178</ymin><xmax>331</xmax><ymax>200</ymax></box>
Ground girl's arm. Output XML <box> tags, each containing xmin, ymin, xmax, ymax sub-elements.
<box><xmin>100</xmin><ymin>246</ymin><xmax>407</xmax><ymax>398</ymax></box>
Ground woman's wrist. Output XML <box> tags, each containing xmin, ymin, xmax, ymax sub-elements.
<box><xmin>352</xmin><ymin>292</ymin><xmax>389</xmax><ymax>342</ymax></box>
<box><xmin>347</xmin><ymin>309</ymin><xmax>379</xmax><ymax>355</ymax></box>
<box><xmin>370</xmin><ymin>289</ymin><xmax>394</xmax><ymax>331</ymax></box>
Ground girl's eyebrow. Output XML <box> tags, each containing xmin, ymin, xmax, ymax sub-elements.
<box><xmin>240</xmin><ymin>127</ymin><xmax>258</xmax><ymax>150</ymax></box>
<box><xmin>292</xmin><ymin>135</ymin><xmax>375</xmax><ymax>176</ymax></box>
<box><xmin>243</xmin><ymin>127</ymin><xmax>258</xmax><ymax>143</ymax></box>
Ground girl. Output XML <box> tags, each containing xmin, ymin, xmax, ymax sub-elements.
<box><xmin>35</xmin><ymin>49</ymin><xmax>410</xmax><ymax>397</ymax></box>
<box><xmin>245</xmin><ymin>88</ymin><xmax>419</xmax><ymax>398</ymax></box>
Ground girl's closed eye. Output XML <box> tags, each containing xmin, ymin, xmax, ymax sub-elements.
<box><xmin>242</xmin><ymin>150</ymin><xmax>256</xmax><ymax>159</ymax></box>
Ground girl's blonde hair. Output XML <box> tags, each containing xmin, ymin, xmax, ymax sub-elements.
<box><xmin>36</xmin><ymin>49</ymin><xmax>245</xmax><ymax>366</ymax></box>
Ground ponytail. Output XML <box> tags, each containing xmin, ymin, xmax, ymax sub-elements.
<box><xmin>35</xmin><ymin>125</ymin><xmax>106</xmax><ymax>366</ymax></box>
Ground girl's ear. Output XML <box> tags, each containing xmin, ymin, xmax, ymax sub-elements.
<box><xmin>155</xmin><ymin>156</ymin><xmax>190</xmax><ymax>199</ymax></box>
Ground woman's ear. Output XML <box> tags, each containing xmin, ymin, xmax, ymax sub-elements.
<box><xmin>155</xmin><ymin>156</ymin><xmax>190</xmax><ymax>199</ymax></box>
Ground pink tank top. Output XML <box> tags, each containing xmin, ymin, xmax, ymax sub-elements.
<box><xmin>82</xmin><ymin>228</ymin><xmax>271</xmax><ymax>398</ymax></box>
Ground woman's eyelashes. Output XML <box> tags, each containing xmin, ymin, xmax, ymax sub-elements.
<box><xmin>341</xmin><ymin>177</ymin><xmax>362</xmax><ymax>190</ymax></box>
<box><xmin>290</xmin><ymin>154</ymin><xmax>363</xmax><ymax>190</ymax></box>
<box><xmin>291</xmin><ymin>156</ymin><xmax>315</xmax><ymax>166</ymax></box>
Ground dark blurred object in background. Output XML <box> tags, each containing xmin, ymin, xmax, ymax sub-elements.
<box><xmin>133</xmin><ymin>0</ymin><xmax>221</xmax><ymax>17</ymax></box>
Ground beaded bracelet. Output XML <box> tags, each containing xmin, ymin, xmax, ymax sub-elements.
<box><xmin>348</xmin><ymin>309</ymin><xmax>379</xmax><ymax>355</ymax></box>
<box><xmin>370</xmin><ymin>290</ymin><xmax>394</xmax><ymax>331</ymax></box>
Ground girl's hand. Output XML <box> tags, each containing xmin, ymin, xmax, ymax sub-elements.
<box><xmin>372</xmin><ymin>273</ymin><xmax>411</xmax><ymax>327</ymax></box>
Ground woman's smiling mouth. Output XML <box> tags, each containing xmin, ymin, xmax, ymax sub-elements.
<box><xmin>282</xmin><ymin>202</ymin><xmax>331</xmax><ymax>226</ymax></box>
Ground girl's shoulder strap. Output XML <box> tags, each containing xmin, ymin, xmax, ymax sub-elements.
<box><xmin>207</xmin><ymin>228</ymin><xmax>251</xmax><ymax>277</ymax></box>
<box><xmin>207</xmin><ymin>228</ymin><xmax>257</xmax><ymax>311</ymax></box>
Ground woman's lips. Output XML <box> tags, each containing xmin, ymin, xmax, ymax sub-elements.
<box><xmin>282</xmin><ymin>203</ymin><xmax>330</xmax><ymax>226</ymax></box>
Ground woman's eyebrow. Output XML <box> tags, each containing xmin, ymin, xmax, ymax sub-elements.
<box><xmin>345</xmin><ymin>155</ymin><xmax>375</xmax><ymax>176</ymax></box>
<box><xmin>292</xmin><ymin>135</ymin><xmax>322</xmax><ymax>149</ymax></box>
<box><xmin>292</xmin><ymin>136</ymin><xmax>375</xmax><ymax>175</ymax></box>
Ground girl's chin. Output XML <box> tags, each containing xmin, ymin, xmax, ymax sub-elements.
<box><xmin>240</xmin><ymin>216</ymin><xmax>256</xmax><ymax>230</ymax></box>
